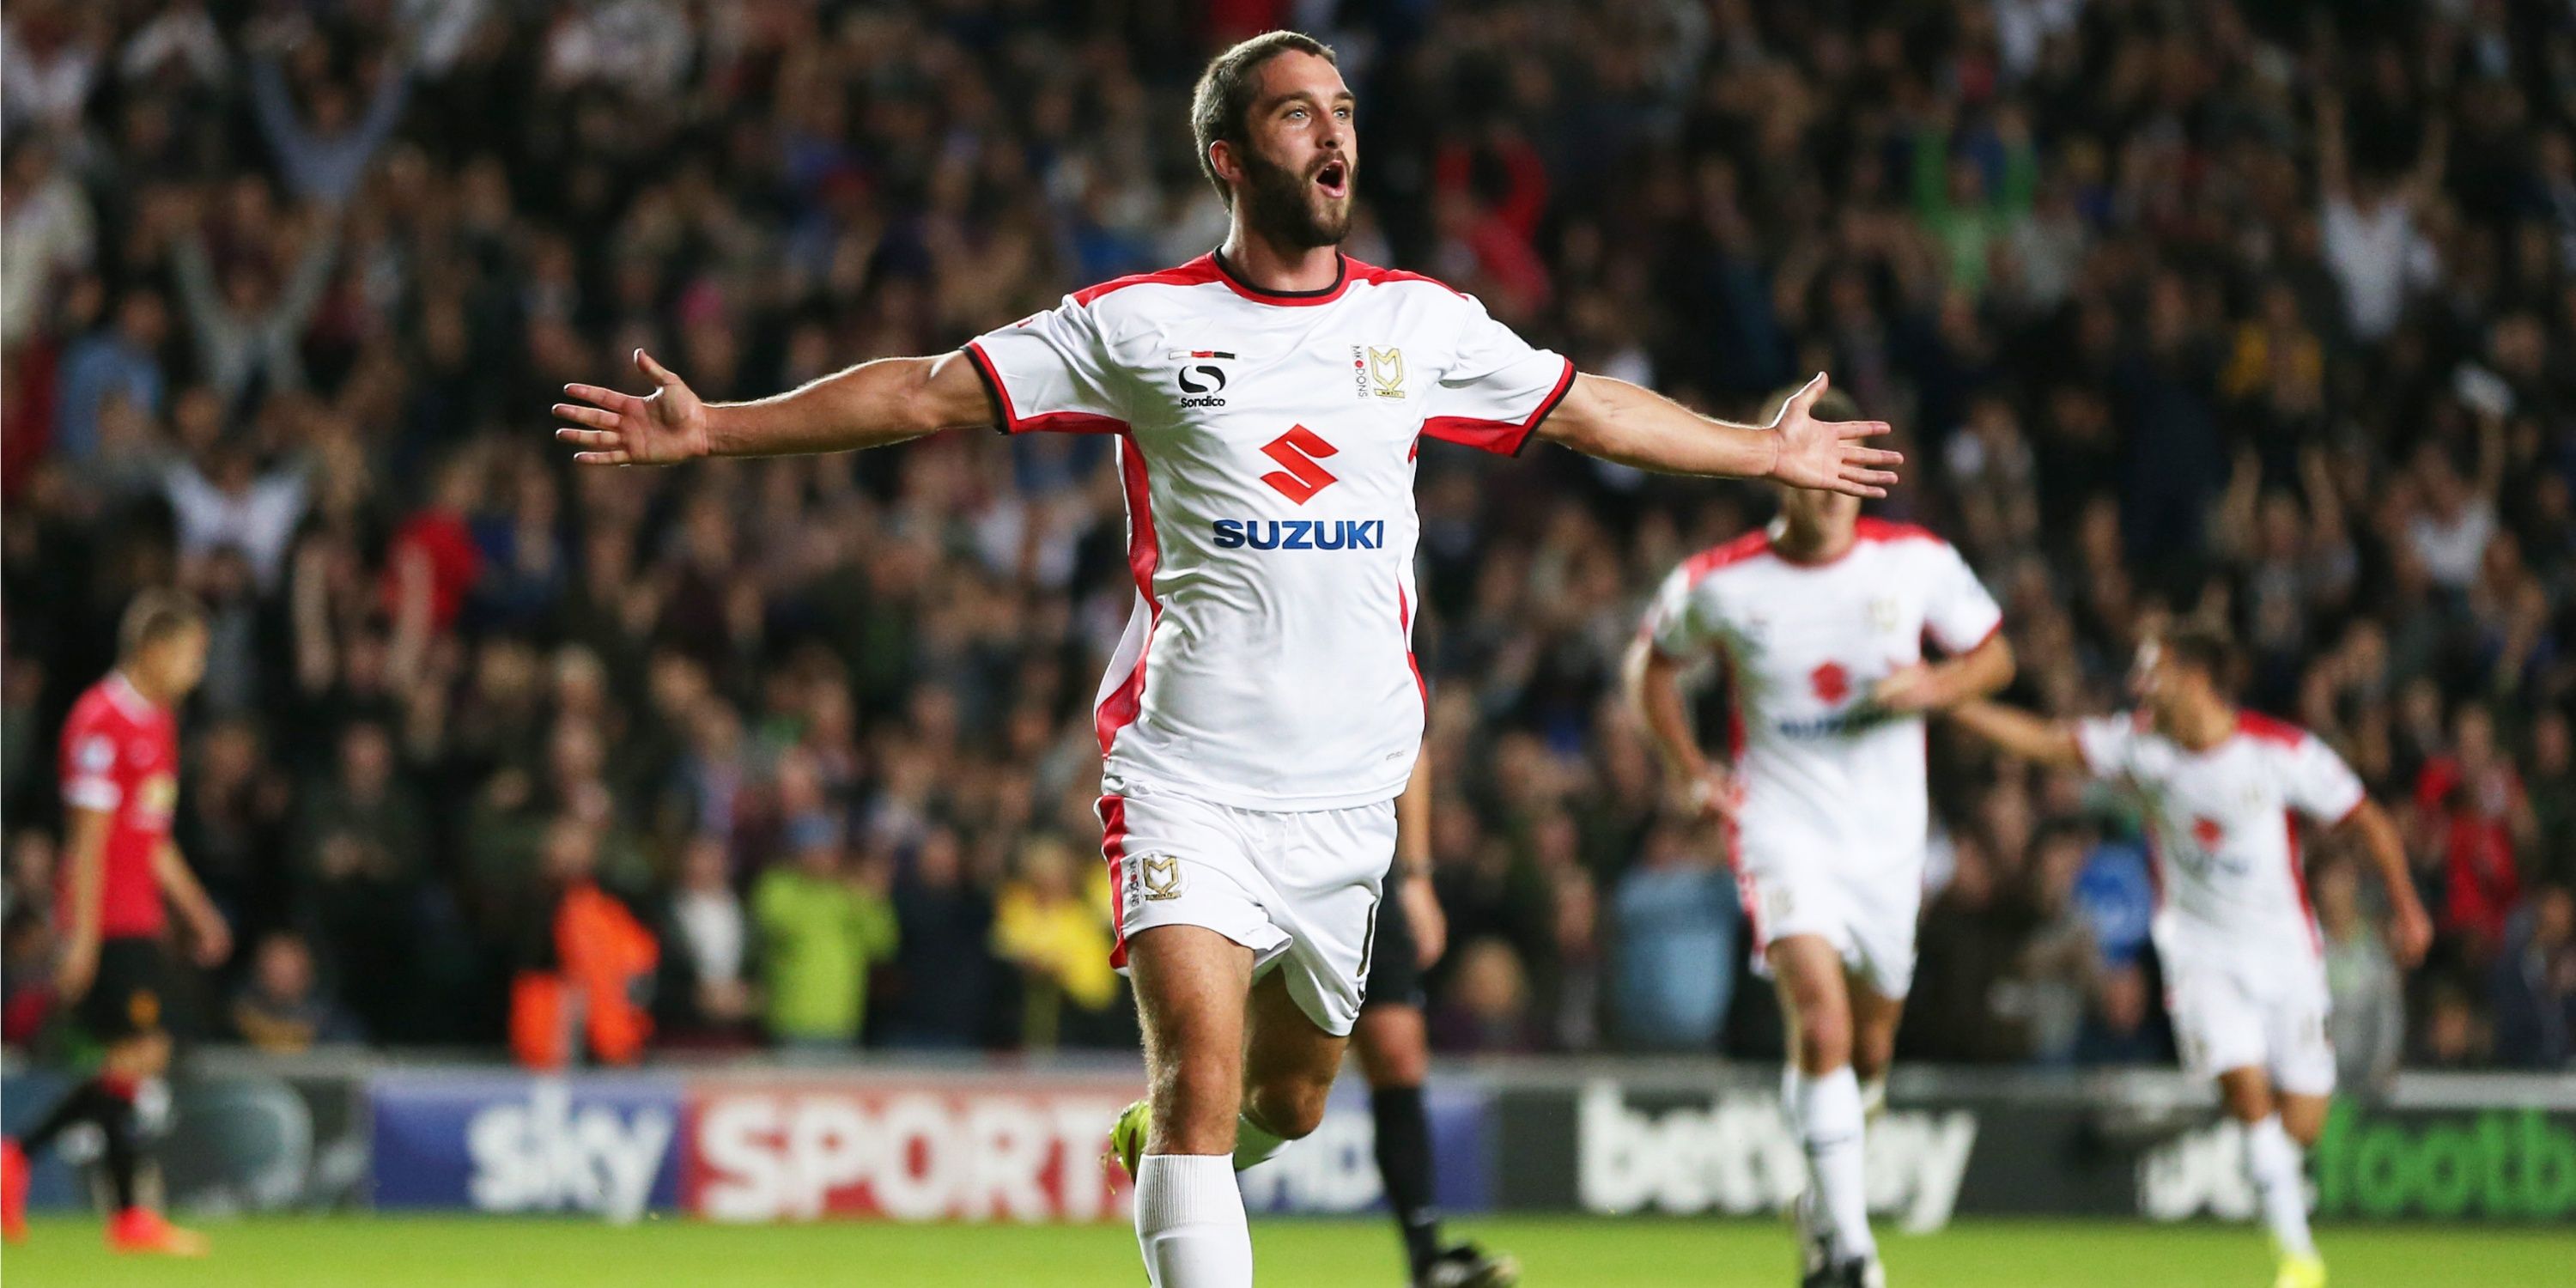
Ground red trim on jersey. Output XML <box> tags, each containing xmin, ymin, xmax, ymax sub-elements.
<box><xmin>1348</xmin><ymin>260</ymin><xmax>1469</xmax><ymax>298</ymax></box>
<box><xmin>1070</xmin><ymin>257</ymin><xmax>1228</xmax><ymax>307</ymax></box>
<box><xmin>1419</xmin><ymin>357</ymin><xmax>1577</xmax><ymax>457</ymax></box>
<box><xmin>1397</xmin><ymin>582</ymin><xmax>1428</xmax><ymax>715</ymax></box>
<box><xmin>2232</xmin><ymin>709</ymin><xmax>2308</xmax><ymax>749</ymax></box>
<box><xmin>1098</xmin><ymin>794</ymin><xmax>1133</xmax><ymax>969</ymax></box>
<box><xmin>965</xmin><ymin>341</ymin><xmax>1129</xmax><ymax>436</ymax></box>
<box><xmin>1094</xmin><ymin>435</ymin><xmax>1163</xmax><ymax>756</ymax></box>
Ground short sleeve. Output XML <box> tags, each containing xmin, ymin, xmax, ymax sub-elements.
<box><xmin>2283</xmin><ymin>734</ymin><xmax>2367</xmax><ymax>824</ymax></box>
<box><xmin>62</xmin><ymin>727</ymin><xmax>120</xmax><ymax>811</ymax></box>
<box><xmin>1420</xmin><ymin>295</ymin><xmax>1575</xmax><ymax>456</ymax></box>
<box><xmin>2074</xmin><ymin>715</ymin><xmax>2139</xmax><ymax>781</ymax></box>
<box><xmin>963</xmin><ymin>298</ymin><xmax>1128</xmax><ymax>435</ymax></box>
<box><xmin>1920</xmin><ymin>540</ymin><xmax>2003</xmax><ymax>653</ymax></box>
<box><xmin>1642</xmin><ymin>563</ymin><xmax>1718</xmax><ymax>659</ymax></box>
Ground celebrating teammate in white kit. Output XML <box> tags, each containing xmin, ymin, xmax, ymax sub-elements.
<box><xmin>553</xmin><ymin>31</ymin><xmax>1899</xmax><ymax>1288</ymax></box>
<box><xmin>1628</xmin><ymin>388</ymin><xmax>2013</xmax><ymax>1288</ymax></box>
<box><xmin>1947</xmin><ymin>627</ymin><xmax>2431</xmax><ymax>1288</ymax></box>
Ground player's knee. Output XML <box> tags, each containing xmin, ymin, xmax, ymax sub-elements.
<box><xmin>1795</xmin><ymin>1012</ymin><xmax>1853</xmax><ymax>1073</ymax></box>
<box><xmin>1246</xmin><ymin>1068</ymin><xmax>1334</xmax><ymax>1141</ymax></box>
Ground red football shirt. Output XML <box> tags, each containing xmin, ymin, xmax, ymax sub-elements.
<box><xmin>58</xmin><ymin>672</ymin><xmax>178</xmax><ymax>938</ymax></box>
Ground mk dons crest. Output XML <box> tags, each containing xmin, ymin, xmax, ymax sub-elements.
<box><xmin>1138</xmin><ymin>854</ymin><xmax>1184</xmax><ymax>901</ymax></box>
<box><xmin>1868</xmin><ymin>595</ymin><xmax>1901</xmax><ymax>635</ymax></box>
<box><xmin>1367</xmin><ymin>346</ymin><xmax>1406</xmax><ymax>399</ymax></box>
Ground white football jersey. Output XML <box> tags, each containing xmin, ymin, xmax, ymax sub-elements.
<box><xmin>967</xmin><ymin>252</ymin><xmax>1572</xmax><ymax>810</ymax></box>
<box><xmin>1642</xmin><ymin>519</ymin><xmax>2002</xmax><ymax>872</ymax></box>
<box><xmin>2075</xmin><ymin>711</ymin><xmax>2366</xmax><ymax>968</ymax></box>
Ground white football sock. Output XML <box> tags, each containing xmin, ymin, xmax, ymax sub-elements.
<box><xmin>1793</xmin><ymin>1066</ymin><xmax>1876</xmax><ymax>1264</ymax></box>
<box><xmin>1134</xmin><ymin>1153</ymin><xmax>1254</xmax><ymax>1288</ymax></box>
<box><xmin>2243</xmin><ymin>1115</ymin><xmax>2315</xmax><ymax>1258</ymax></box>
<box><xmin>1233</xmin><ymin>1113</ymin><xmax>1287</xmax><ymax>1171</ymax></box>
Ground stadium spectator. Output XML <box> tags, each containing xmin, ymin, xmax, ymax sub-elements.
<box><xmin>655</xmin><ymin>835</ymin><xmax>756</xmax><ymax>1049</ymax></box>
<box><xmin>2489</xmin><ymin>885</ymin><xmax>2576</xmax><ymax>1069</ymax></box>
<box><xmin>751</xmin><ymin>817</ymin><xmax>896</xmax><ymax>1053</ymax></box>
<box><xmin>989</xmin><ymin>833</ymin><xmax>1119</xmax><ymax>1050</ymax></box>
<box><xmin>1606</xmin><ymin>822</ymin><xmax>1739</xmax><ymax>1052</ymax></box>
<box><xmin>230</xmin><ymin>930</ymin><xmax>361</xmax><ymax>1054</ymax></box>
<box><xmin>2317</xmin><ymin>858</ymin><xmax>2409</xmax><ymax>1092</ymax></box>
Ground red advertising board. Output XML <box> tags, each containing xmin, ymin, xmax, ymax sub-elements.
<box><xmin>683</xmin><ymin>1073</ymin><xmax>1145</xmax><ymax>1222</ymax></box>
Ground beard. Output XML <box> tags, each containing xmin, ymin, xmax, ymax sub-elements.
<box><xmin>1238</xmin><ymin>147</ymin><xmax>1352</xmax><ymax>250</ymax></box>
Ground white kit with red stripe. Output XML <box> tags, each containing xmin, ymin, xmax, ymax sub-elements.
<box><xmin>966</xmin><ymin>250</ymin><xmax>1571</xmax><ymax>811</ymax></box>
<box><xmin>2074</xmin><ymin>710</ymin><xmax>2364</xmax><ymax>969</ymax></box>
<box><xmin>2073</xmin><ymin>710</ymin><xmax>2364</xmax><ymax>1090</ymax></box>
<box><xmin>1639</xmin><ymin>519</ymin><xmax>2002</xmax><ymax>993</ymax></box>
<box><xmin>964</xmin><ymin>251</ymin><xmax>1568</xmax><ymax>1027</ymax></box>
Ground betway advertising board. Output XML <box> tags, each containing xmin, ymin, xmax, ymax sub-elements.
<box><xmin>340</xmin><ymin>1061</ymin><xmax>2570</xmax><ymax>1224</ymax></box>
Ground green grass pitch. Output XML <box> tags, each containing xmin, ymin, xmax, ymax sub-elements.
<box><xmin>5</xmin><ymin>1215</ymin><xmax>2567</xmax><ymax>1286</ymax></box>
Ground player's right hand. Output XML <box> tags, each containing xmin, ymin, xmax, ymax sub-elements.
<box><xmin>553</xmin><ymin>349</ymin><xmax>709</xmax><ymax>465</ymax></box>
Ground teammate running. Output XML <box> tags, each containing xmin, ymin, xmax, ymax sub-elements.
<box><xmin>1352</xmin><ymin>749</ymin><xmax>1514</xmax><ymax>1288</ymax></box>
<box><xmin>1628</xmin><ymin>386</ymin><xmax>2012</xmax><ymax>1288</ymax></box>
<box><xmin>552</xmin><ymin>33</ymin><xmax>1898</xmax><ymax>1287</ymax></box>
<box><xmin>1946</xmin><ymin>627</ymin><xmax>2432</xmax><ymax>1288</ymax></box>
<box><xmin>3</xmin><ymin>591</ymin><xmax>230</xmax><ymax>1255</ymax></box>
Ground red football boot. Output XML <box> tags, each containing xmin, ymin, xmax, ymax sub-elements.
<box><xmin>1</xmin><ymin>1138</ymin><xmax>27</xmax><ymax>1242</ymax></box>
<box><xmin>106</xmin><ymin>1206</ymin><xmax>210</xmax><ymax>1256</ymax></box>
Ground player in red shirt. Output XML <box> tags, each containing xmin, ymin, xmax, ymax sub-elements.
<box><xmin>3</xmin><ymin>591</ymin><xmax>230</xmax><ymax>1255</ymax></box>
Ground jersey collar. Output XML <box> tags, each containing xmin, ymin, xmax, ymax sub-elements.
<box><xmin>106</xmin><ymin>671</ymin><xmax>161</xmax><ymax>718</ymax></box>
<box><xmin>1208</xmin><ymin>249</ymin><xmax>1351</xmax><ymax>307</ymax></box>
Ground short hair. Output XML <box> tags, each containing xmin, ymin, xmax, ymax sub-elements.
<box><xmin>1190</xmin><ymin>31</ymin><xmax>1336</xmax><ymax>204</ymax></box>
<box><xmin>2158</xmin><ymin>624</ymin><xmax>2237</xmax><ymax>686</ymax></box>
<box><xmin>118</xmin><ymin>589</ymin><xmax>207</xmax><ymax>659</ymax></box>
<box><xmin>1757</xmin><ymin>381</ymin><xmax>1862</xmax><ymax>427</ymax></box>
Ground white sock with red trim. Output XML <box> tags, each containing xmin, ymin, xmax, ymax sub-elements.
<box><xmin>1134</xmin><ymin>1152</ymin><xmax>1253</xmax><ymax>1288</ymax></box>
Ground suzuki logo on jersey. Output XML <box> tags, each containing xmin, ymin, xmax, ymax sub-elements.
<box><xmin>1170</xmin><ymin>350</ymin><xmax>1234</xmax><ymax>408</ymax></box>
<box><xmin>1212</xmin><ymin>519</ymin><xmax>1386</xmax><ymax>550</ymax></box>
<box><xmin>1809</xmin><ymin>661</ymin><xmax>1850</xmax><ymax>705</ymax></box>
<box><xmin>1259</xmin><ymin>426</ymin><xmax>1340</xmax><ymax>503</ymax></box>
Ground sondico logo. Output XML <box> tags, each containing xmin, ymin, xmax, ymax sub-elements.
<box><xmin>1170</xmin><ymin>349</ymin><xmax>1233</xmax><ymax>408</ymax></box>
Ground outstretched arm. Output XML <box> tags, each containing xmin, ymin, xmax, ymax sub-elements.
<box><xmin>2332</xmin><ymin>799</ymin><xmax>2433</xmax><ymax>967</ymax></box>
<box><xmin>1539</xmin><ymin>372</ymin><xmax>1901</xmax><ymax>498</ymax></box>
<box><xmin>1947</xmin><ymin>699</ymin><xmax>2087</xmax><ymax>770</ymax></box>
<box><xmin>554</xmin><ymin>348</ymin><xmax>996</xmax><ymax>465</ymax></box>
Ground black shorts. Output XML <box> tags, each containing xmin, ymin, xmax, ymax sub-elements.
<box><xmin>1361</xmin><ymin>885</ymin><xmax>1425</xmax><ymax>1012</ymax></box>
<box><xmin>73</xmin><ymin>936</ymin><xmax>172</xmax><ymax>1044</ymax></box>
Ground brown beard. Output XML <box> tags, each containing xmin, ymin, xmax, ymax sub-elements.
<box><xmin>1238</xmin><ymin>146</ymin><xmax>1351</xmax><ymax>250</ymax></box>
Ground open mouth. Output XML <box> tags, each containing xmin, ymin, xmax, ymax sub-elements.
<box><xmin>1315</xmin><ymin>159</ymin><xmax>1349</xmax><ymax>199</ymax></box>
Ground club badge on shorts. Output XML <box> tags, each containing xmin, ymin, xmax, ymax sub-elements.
<box><xmin>1138</xmin><ymin>854</ymin><xmax>1184</xmax><ymax>901</ymax></box>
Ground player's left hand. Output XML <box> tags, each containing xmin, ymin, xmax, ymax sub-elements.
<box><xmin>1871</xmin><ymin>662</ymin><xmax>1951</xmax><ymax>714</ymax></box>
<box><xmin>1400</xmin><ymin>869</ymin><xmax>1448</xmax><ymax>969</ymax></box>
<box><xmin>2386</xmin><ymin>898</ymin><xmax>2433</xmax><ymax>968</ymax></box>
<box><xmin>1765</xmin><ymin>373</ymin><xmax>1900</xmax><ymax>498</ymax></box>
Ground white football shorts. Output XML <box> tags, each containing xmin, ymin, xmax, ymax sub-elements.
<box><xmin>1733</xmin><ymin>832</ymin><xmax>1923</xmax><ymax>999</ymax></box>
<box><xmin>2163</xmin><ymin>943</ymin><xmax>2336</xmax><ymax>1097</ymax></box>
<box><xmin>1097</xmin><ymin>775</ymin><xmax>1395</xmax><ymax>1037</ymax></box>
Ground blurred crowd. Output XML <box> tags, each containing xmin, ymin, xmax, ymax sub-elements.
<box><xmin>1</xmin><ymin>0</ymin><xmax>2569</xmax><ymax>1078</ymax></box>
